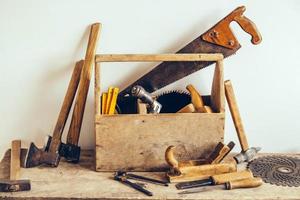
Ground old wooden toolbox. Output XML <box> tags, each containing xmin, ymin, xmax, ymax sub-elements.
<box><xmin>94</xmin><ymin>53</ymin><xmax>225</xmax><ymax>171</ymax></box>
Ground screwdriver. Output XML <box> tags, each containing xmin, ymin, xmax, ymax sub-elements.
<box><xmin>178</xmin><ymin>177</ymin><xmax>263</xmax><ymax>194</ymax></box>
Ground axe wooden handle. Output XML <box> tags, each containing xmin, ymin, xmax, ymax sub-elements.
<box><xmin>67</xmin><ymin>23</ymin><xmax>101</xmax><ymax>145</ymax></box>
<box><xmin>48</xmin><ymin>60</ymin><xmax>84</xmax><ymax>153</ymax></box>
<box><xmin>224</xmin><ymin>80</ymin><xmax>249</xmax><ymax>151</ymax></box>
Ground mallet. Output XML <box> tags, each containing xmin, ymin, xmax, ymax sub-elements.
<box><xmin>224</xmin><ymin>80</ymin><xmax>261</xmax><ymax>163</ymax></box>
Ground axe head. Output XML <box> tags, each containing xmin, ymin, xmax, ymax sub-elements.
<box><xmin>44</xmin><ymin>136</ymin><xmax>81</xmax><ymax>163</ymax></box>
<box><xmin>24</xmin><ymin>142</ymin><xmax>60</xmax><ymax>168</ymax></box>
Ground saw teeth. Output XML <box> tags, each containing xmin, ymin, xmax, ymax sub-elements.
<box><xmin>154</xmin><ymin>89</ymin><xmax>190</xmax><ymax>99</ymax></box>
<box><xmin>155</xmin><ymin>90</ymin><xmax>191</xmax><ymax>113</ymax></box>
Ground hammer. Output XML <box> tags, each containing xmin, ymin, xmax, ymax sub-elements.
<box><xmin>0</xmin><ymin>140</ymin><xmax>30</xmax><ymax>192</ymax></box>
<box><xmin>224</xmin><ymin>80</ymin><xmax>261</xmax><ymax>163</ymax></box>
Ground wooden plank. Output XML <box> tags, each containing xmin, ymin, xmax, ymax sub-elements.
<box><xmin>95</xmin><ymin>113</ymin><xmax>224</xmax><ymax>171</ymax></box>
<box><xmin>95</xmin><ymin>53</ymin><xmax>223</xmax><ymax>62</ymax></box>
<box><xmin>211</xmin><ymin>60</ymin><xmax>225</xmax><ymax>113</ymax></box>
<box><xmin>1</xmin><ymin>150</ymin><xmax>300</xmax><ymax>200</ymax></box>
<box><xmin>10</xmin><ymin>140</ymin><xmax>21</xmax><ymax>180</ymax></box>
<box><xmin>94</xmin><ymin>62</ymin><xmax>101</xmax><ymax>115</ymax></box>
<box><xmin>67</xmin><ymin>23</ymin><xmax>101</xmax><ymax>145</ymax></box>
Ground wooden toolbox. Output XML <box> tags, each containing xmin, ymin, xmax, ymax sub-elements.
<box><xmin>94</xmin><ymin>53</ymin><xmax>225</xmax><ymax>171</ymax></box>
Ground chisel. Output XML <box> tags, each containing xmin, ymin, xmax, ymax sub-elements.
<box><xmin>178</xmin><ymin>177</ymin><xmax>262</xmax><ymax>194</ymax></box>
<box><xmin>176</xmin><ymin>170</ymin><xmax>253</xmax><ymax>189</ymax></box>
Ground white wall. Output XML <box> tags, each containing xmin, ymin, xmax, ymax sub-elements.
<box><xmin>1</xmin><ymin>0</ymin><xmax>300</xmax><ymax>158</ymax></box>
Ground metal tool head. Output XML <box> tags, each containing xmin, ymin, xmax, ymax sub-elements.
<box><xmin>0</xmin><ymin>179</ymin><xmax>31</xmax><ymax>192</ymax></box>
<box><xmin>44</xmin><ymin>136</ymin><xmax>81</xmax><ymax>163</ymax></box>
<box><xmin>24</xmin><ymin>142</ymin><xmax>60</xmax><ymax>168</ymax></box>
<box><xmin>234</xmin><ymin>147</ymin><xmax>261</xmax><ymax>163</ymax></box>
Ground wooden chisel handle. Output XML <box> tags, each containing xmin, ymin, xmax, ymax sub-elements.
<box><xmin>224</xmin><ymin>80</ymin><xmax>249</xmax><ymax>151</ymax></box>
<box><xmin>212</xmin><ymin>170</ymin><xmax>253</xmax><ymax>184</ymax></box>
<box><xmin>186</xmin><ymin>84</ymin><xmax>210</xmax><ymax>113</ymax></box>
<box><xmin>67</xmin><ymin>23</ymin><xmax>101</xmax><ymax>145</ymax></box>
<box><xmin>226</xmin><ymin>177</ymin><xmax>263</xmax><ymax>190</ymax></box>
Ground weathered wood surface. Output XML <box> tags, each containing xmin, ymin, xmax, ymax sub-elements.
<box><xmin>95</xmin><ymin>113</ymin><xmax>225</xmax><ymax>171</ymax></box>
<box><xmin>1</xmin><ymin>150</ymin><xmax>300</xmax><ymax>200</ymax></box>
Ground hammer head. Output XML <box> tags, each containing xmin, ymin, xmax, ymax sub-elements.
<box><xmin>0</xmin><ymin>179</ymin><xmax>31</xmax><ymax>192</ymax></box>
<box><xmin>234</xmin><ymin>147</ymin><xmax>261</xmax><ymax>163</ymax></box>
<box><xmin>24</xmin><ymin>142</ymin><xmax>60</xmax><ymax>168</ymax></box>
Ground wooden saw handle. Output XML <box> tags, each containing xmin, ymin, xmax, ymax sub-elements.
<box><xmin>202</xmin><ymin>6</ymin><xmax>262</xmax><ymax>49</ymax></box>
<box><xmin>224</xmin><ymin>80</ymin><xmax>249</xmax><ymax>151</ymax></box>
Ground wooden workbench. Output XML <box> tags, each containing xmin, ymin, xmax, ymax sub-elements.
<box><xmin>0</xmin><ymin>150</ymin><xmax>299</xmax><ymax>200</ymax></box>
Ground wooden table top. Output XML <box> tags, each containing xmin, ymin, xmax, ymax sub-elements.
<box><xmin>0</xmin><ymin>150</ymin><xmax>299</xmax><ymax>200</ymax></box>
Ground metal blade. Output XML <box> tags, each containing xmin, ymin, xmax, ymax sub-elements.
<box><xmin>178</xmin><ymin>184</ymin><xmax>225</xmax><ymax>194</ymax></box>
<box><xmin>119</xmin><ymin>38</ymin><xmax>239</xmax><ymax>97</ymax></box>
<box><xmin>117</xmin><ymin>38</ymin><xmax>239</xmax><ymax>113</ymax></box>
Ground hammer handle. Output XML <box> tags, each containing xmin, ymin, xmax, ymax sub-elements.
<box><xmin>67</xmin><ymin>23</ymin><xmax>101</xmax><ymax>145</ymax></box>
<box><xmin>10</xmin><ymin>140</ymin><xmax>21</xmax><ymax>180</ymax></box>
<box><xmin>224</xmin><ymin>80</ymin><xmax>249</xmax><ymax>151</ymax></box>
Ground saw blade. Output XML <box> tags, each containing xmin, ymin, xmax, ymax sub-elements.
<box><xmin>155</xmin><ymin>90</ymin><xmax>191</xmax><ymax>113</ymax></box>
<box><xmin>248</xmin><ymin>156</ymin><xmax>300</xmax><ymax>187</ymax></box>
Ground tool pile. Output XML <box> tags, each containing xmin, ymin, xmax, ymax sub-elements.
<box><xmin>1</xmin><ymin>5</ymin><xmax>298</xmax><ymax>198</ymax></box>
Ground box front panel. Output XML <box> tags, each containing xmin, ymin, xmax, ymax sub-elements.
<box><xmin>95</xmin><ymin>113</ymin><xmax>224</xmax><ymax>171</ymax></box>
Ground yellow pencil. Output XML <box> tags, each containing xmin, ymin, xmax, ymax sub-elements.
<box><xmin>101</xmin><ymin>93</ymin><xmax>107</xmax><ymax>114</ymax></box>
<box><xmin>108</xmin><ymin>88</ymin><xmax>119</xmax><ymax>115</ymax></box>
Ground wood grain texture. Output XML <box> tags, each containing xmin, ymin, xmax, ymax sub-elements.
<box><xmin>67</xmin><ymin>23</ymin><xmax>101</xmax><ymax>145</ymax></box>
<box><xmin>168</xmin><ymin>162</ymin><xmax>237</xmax><ymax>183</ymax></box>
<box><xmin>48</xmin><ymin>60</ymin><xmax>83</xmax><ymax>153</ymax></box>
<box><xmin>228</xmin><ymin>177</ymin><xmax>263</xmax><ymax>190</ymax></box>
<box><xmin>95</xmin><ymin>53</ymin><xmax>223</xmax><ymax>62</ymax></box>
<box><xmin>94</xmin><ymin>62</ymin><xmax>101</xmax><ymax>116</ymax></box>
<box><xmin>1</xmin><ymin>150</ymin><xmax>300</xmax><ymax>200</ymax></box>
<box><xmin>211</xmin><ymin>60</ymin><xmax>224</xmax><ymax>113</ymax></box>
<box><xmin>95</xmin><ymin>113</ymin><xmax>225</xmax><ymax>171</ymax></box>
<box><xmin>212</xmin><ymin>170</ymin><xmax>253</xmax><ymax>184</ymax></box>
<box><xmin>10</xmin><ymin>140</ymin><xmax>21</xmax><ymax>180</ymax></box>
<box><xmin>224</xmin><ymin>80</ymin><xmax>249</xmax><ymax>151</ymax></box>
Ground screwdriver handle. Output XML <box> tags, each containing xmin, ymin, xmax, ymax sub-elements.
<box><xmin>225</xmin><ymin>177</ymin><xmax>263</xmax><ymax>190</ymax></box>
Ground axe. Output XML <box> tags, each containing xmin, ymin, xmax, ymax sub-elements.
<box><xmin>24</xmin><ymin>60</ymin><xmax>84</xmax><ymax>167</ymax></box>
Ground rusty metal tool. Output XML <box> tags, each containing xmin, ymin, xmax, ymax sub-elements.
<box><xmin>131</xmin><ymin>85</ymin><xmax>162</xmax><ymax>113</ymax></box>
<box><xmin>114</xmin><ymin>171</ymin><xmax>168</xmax><ymax>196</ymax></box>
<box><xmin>24</xmin><ymin>60</ymin><xmax>83</xmax><ymax>168</ymax></box>
<box><xmin>178</xmin><ymin>177</ymin><xmax>263</xmax><ymax>194</ymax></box>
<box><xmin>224</xmin><ymin>80</ymin><xmax>261</xmax><ymax>163</ymax></box>
<box><xmin>117</xmin><ymin>6</ymin><xmax>262</xmax><ymax>114</ymax></box>
<box><xmin>0</xmin><ymin>140</ymin><xmax>31</xmax><ymax>192</ymax></box>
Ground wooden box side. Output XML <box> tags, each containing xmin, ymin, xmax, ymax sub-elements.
<box><xmin>95</xmin><ymin>113</ymin><xmax>224</xmax><ymax>171</ymax></box>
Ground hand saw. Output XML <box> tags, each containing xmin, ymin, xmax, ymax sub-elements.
<box><xmin>117</xmin><ymin>6</ymin><xmax>262</xmax><ymax>114</ymax></box>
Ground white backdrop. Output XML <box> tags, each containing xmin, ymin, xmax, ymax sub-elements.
<box><xmin>1</xmin><ymin>0</ymin><xmax>300</xmax><ymax>158</ymax></box>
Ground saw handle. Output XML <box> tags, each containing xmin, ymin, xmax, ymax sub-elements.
<box><xmin>231</xmin><ymin>6</ymin><xmax>262</xmax><ymax>45</ymax></box>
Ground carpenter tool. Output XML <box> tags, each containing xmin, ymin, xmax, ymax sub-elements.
<box><xmin>156</xmin><ymin>90</ymin><xmax>191</xmax><ymax>113</ymax></box>
<box><xmin>117</xmin><ymin>6</ymin><xmax>262</xmax><ymax>114</ymax></box>
<box><xmin>248</xmin><ymin>156</ymin><xmax>300</xmax><ymax>187</ymax></box>
<box><xmin>0</xmin><ymin>140</ymin><xmax>31</xmax><ymax>192</ymax></box>
<box><xmin>24</xmin><ymin>60</ymin><xmax>84</xmax><ymax>167</ymax></box>
<box><xmin>101</xmin><ymin>93</ymin><xmax>107</xmax><ymax>114</ymax></box>
<box><xmin>176</xmin><ymin>170</ymin><xmax>253</xmax><ymax>189</ymax></box>
<box><xmin>64</xmin><ymin>23</ymin><xmax>101</xmax><ymax>162</ymax></box>
<box><xmin>131</xmin><ymin>85</ymin><xmax>162</xmax><ymax>113</ymax></box>
<box><xmin>186</xmin><ymin>84</ymin><xmax>212</xmax><ymax>113</ymax></box>
<box><xmin>178</xmin><ymin>177</ymin><xmax>263</xmax><ymax>194</ymax></box>
<box><xmin>224</xmin><ymin>80</ymin><xmax>261</xmax><ymax>163</ymax></box>
<box><xmin>107</xmin><ymin>87</ymin><xmax>119</xmax><ymax>115</ymax></box>
<box><xmin>114</xmin><ymin>171</ymin><xmax>168</xmax><ymax>196</ymax></box>
<box><xmin>177</xmin><ymin>103</ymin><xmax>196</xmax><ymax>113</ymax></box>
<box><xmin>206</xmin><ymin>141</ymin><xmax>235</xmax><ymax>164</ymax></box>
